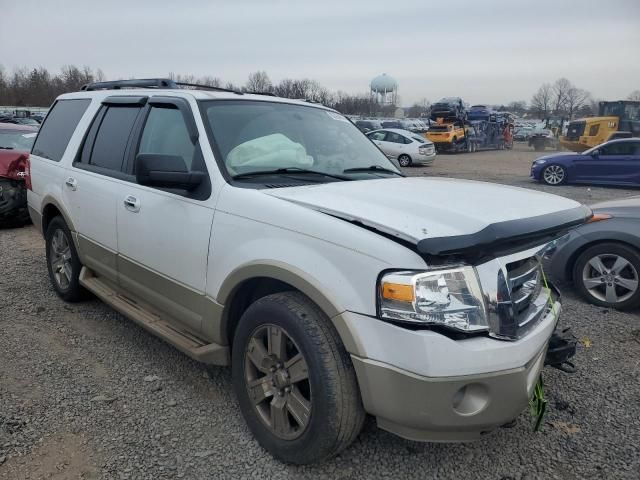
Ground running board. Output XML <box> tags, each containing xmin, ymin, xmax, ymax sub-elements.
<box><xmin>79</xmin><ymin>267</ymin><xmax>229</xmax><ymax>365</ymax></box>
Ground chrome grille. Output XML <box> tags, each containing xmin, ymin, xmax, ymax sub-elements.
<box><xmin>476</xmin><ymin>245</ymin><xmax>554</xmax><ymax>341</ymax></box>
<box><xmin>507</xmin><ymin>257</ymin><xmax>543</xmax><ymax>326</ymax></box>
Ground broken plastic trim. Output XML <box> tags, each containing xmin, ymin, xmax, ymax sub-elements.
<box><xmin>545</xmin><ymin>327</ymin><xmax>578</xmax><ymax>373</ymax></box>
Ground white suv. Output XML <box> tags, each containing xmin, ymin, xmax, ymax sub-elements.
<box><xmin>27</xmin><ymin>79</ymin><xmax>590</xmax><ymax>464</ymax></box>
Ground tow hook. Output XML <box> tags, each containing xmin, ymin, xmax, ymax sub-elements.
<box><xmin>545</xmin><ymin>327</ymin><xmax>577</xmax><ymax>373</ymax></box>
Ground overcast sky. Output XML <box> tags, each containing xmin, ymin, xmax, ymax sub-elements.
<box><xmin>2</xmin><ymin>0</ymin><xmax>639</xmax><ymax>106</ymax></box>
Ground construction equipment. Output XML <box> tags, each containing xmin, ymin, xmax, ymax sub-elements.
<box><xmin>560</xmin><ymin>100</ymin><xmax>640</xmax><ymax>152</ymax></box>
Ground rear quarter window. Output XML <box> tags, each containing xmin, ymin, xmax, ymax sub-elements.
<box><xmin>31</xmin><ymin>99</ymin><xmax>91</xmax><ymax>161</ymax></box>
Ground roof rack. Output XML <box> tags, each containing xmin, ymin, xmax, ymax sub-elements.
<box><xmin>81</xmin><ymin>78</ymin><xmax>177</xmax><ymax>91</ymax></box>
<box><xmin>81</xmin><ymin>78</ymin><xmax>244</xmax><ymax>95</ymax></box>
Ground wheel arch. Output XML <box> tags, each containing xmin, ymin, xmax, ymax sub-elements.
<box><xmin>41</xmin><ymin>196</ymin><xmax>77</xmax><ymax>236</ymax></box>
<box><xmin>565</xmin><ymin>236</ymin><xmax>640</xmax><ymax>283</ymax></box>
<box><xmin>217</xmin><ymin>262</ymin><xmax>346</xmax><ymax>349</ymax></box>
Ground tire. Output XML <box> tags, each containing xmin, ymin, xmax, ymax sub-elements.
<box><xmin>541</xmin><ymin>164</ymin><xmax>567</xmax><ymax>185</ymax></box>
<box><xmin>232</xmin><ymin>292</ymin><xmax>365</xmax><ymax>464</ymax></box>
<box><xmin>398</xmin><ymin>154</ymin><xmax>412</xmax><ymax>167</ymax></box>
<box><xmin>466</xmin><ymin>141</ymin><xmax>472</xmax><ymax>153</ymax></box>
<box><xmin>573</xmin><ymin>243</ymin><xmax>640</xmax><ymax>310</ymax></box>
<box><xmin>45</xmin><ymin>216</ymin><xmax>85</xmax><ymax>302</ymax></box>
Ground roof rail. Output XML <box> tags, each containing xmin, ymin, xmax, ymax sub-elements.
<box><xmin>81</xmin><ymin>78</ymin><xmax>178</xmax><ymax>91</ymax></box>
<box><xmin>244</xmin><ymin>91</ymin><xmax>276</xmax><ymax>97</ymax></box>
<box><xmin>174</xmin><ymin>82</ymin><xmax>242</xmax><ymax>95</ymax></box>
<box><xmin>81</xmin><ymin>78</ymin><xmax>244</xmax><ymax>95</ymax></box>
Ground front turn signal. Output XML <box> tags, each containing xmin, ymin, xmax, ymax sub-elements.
<box><xmin>381</xmin><ymin>282</ymin><xmax>414</xmax><ymax>302</ymax></box>
<box><xmin>586</xmin><ymin>213</ymin><xmax>612</xmax><ymax>223</ymax></box>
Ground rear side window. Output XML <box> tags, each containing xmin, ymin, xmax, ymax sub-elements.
<box><xmin>32</xmin><ymin>99</ymin><xmax>90</xmax><ymax>161</ymax></box>
<box><xmin>89</xmin><ymin>106</ymin><xmax>141</xmax><ymax>171</ymax></box>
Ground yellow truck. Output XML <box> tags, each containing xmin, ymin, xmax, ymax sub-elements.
<box><xmin>426</xmin><ymin>123</ymin><xmax>466</xmax><ymax>152</ymax></box>
<box><xmin>560</xmin><ymin>100</ymin><xmax>640</xmax><ymax>152</ymax></box>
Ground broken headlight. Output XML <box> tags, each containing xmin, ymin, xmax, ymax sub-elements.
<box><xmin>378</xmin><ymin>267</ymin><xmax>488</xmax><ymax>333</ymax></box>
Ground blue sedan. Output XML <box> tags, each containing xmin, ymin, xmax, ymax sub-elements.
<box><xmin>531</xmin><ymin>138</ymin><xmax>640</xmax><ymax>187</ymax></box>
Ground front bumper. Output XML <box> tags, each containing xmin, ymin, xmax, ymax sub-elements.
<box><xmin>0</xmin><ymin>179</ymin><xmax>27</xmax><ymax>218</ymax></box>
<box><xmin>352</xmin><ymin>346</ymin><xmax>546</xmax><ymax>441</ymax></box>
<box><xmin>333</xmin><ymin>299</ymin><xmax>561</xmax><ymax>442</ymax></box>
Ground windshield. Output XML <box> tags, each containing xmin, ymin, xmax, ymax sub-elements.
<box><xmin>201</xmin><ymin>100</ymin><xmax>399</xmax><ymax>180</ymax></box>
<box><xmin>0</xmin><ymin>131</ymin><xmax>37</xmax><ymax>150</ymax></box>
<box><xmin>600</xmin><ymin>102</ymin><xmax>640</xmax><ymax>120</ymax></box>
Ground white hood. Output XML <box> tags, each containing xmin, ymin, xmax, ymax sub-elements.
<box><xmin>265</xmin><ymin>177</ymin><xmax>582</xmax><ymax>243</ymax></box>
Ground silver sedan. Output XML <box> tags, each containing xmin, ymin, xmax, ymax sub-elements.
<box><xmin>366</xmin><ymin>128</ymin><xmax>436</xmax><ymax>167</ymax></box>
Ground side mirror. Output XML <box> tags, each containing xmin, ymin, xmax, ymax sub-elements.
<box><xmin>135</xmin><ymin>153</ymin><xmax>204</xmax><ymax>190</ymax></box>
<box><xmin>590</xmin><ymin>149</ymin><xmax>599</xmax><ymax>158</ymax></box>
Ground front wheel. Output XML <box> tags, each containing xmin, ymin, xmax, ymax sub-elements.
<box><xmin>541</xmin><ymin>164</ymin><xmax>567</xmax><ymax>185</ymax></box>
<box><xmin>232</xmin><ymin>292</ymin><xmax>365</xmax><ymax>464</ymax></box>
<box><xmin>573</xmin><ymin>243</ymin><xmax>640</xmax><ymax>310</ymax></box>
<box><xmin>398</xmin><ymin>154</ymin><xmax>412</xmax><ymax>167</ymax></box>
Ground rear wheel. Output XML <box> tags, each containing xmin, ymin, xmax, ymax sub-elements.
<box><xmin>541</xmin><ymin>164</ymin><xmax>567</xmax><ymax>185</ymax></box>
<box><xmin>232</xmin><ymin>292</ymin><xmax>365</xmax><ymax>464</ymax></box>
<box><xmin>398</xmin><ymin>154</ymin><xmax>412</xmax><ymax>167</ymax></box>
<box><xmin>573</xmin><ymin>243</ymin><xmax>640</xmax><ymax>310</ymax></box>
<box><xmin>45</xmin><ymin>216</ymin><xmax>85</xmax><ymax>302</ymax></box>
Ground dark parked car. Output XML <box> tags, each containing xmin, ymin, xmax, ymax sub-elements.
<box><xmin>528</xmin><ymin>129</ymin><xmax>559</xmax><ymax>151</ymax></box>
<box><xmin>0</xmin><ymin>116</ymin><xmax>40</xmax><ymax>126</ymax></box>
<box><xmin>430</xmin><ymin>97</ymin><xmax>466</xmax><ymax>121</ymax></box>
<box><xmin>467</xmin><ymin>105</ymin><xmax>492</xmax><ymax>121</ymax></box>
<box><xmin>548</xmin><ymin>196</ymin><xmax>640</xmax><ymax>310</ymax></box>
<box><xmin>354</xmin><ymin>119</ymin><xmax>382</xmax><ymax>133</ymax></box>
<box><xmin>531</xmin><ymin>138</ymin><xmax>640</xmax><ymax>187</ymax></box>
<box><xmin>0</xmin><ymin>124</ymin><xmax>37</xmax><ymax>224</ymax></box>
<box><xmin>514</xmin><ymin>127</ymin><xmax>533</xmax><ymax>141</ymax></box>
<box><xmin>381</xmin><ymin>120</ymin><xmax>402</xmax><ymax>129</ymax></box>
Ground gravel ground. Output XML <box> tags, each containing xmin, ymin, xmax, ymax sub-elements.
<box><xmin>1</xmin><ymin>144</ymin><xmax>639</xmax><ymax>479</ymax></box>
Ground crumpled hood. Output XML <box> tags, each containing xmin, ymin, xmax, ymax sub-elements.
<box><xmin>265</xmin><ymin>177</ymin><xmax>582</xmax><ymax>243</ymax></box>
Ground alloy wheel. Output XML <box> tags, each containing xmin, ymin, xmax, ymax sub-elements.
<box><xmin>49</xmin><ymin>229</ymin><xmax>73</xmax><ymax>290</ymax></box>
<box><xmin>244</xmin><ymin>324</ymin><xmax>312</xmax><ymax>440</ymax></box>
<box><xmin>543</xmin><ymin>165</ymin><xmax>565</xmax><ymax>185</ymax></box>
<box><xmin>582</xmin><ymin>253</ymin><xmax>639</xmax><ymax>304</ymax></box>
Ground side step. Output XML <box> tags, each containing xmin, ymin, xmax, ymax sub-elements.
<box><xmin>79</xmin><ymin>267</ymin><xmax>229</xmax><ymax>365</ymax></box>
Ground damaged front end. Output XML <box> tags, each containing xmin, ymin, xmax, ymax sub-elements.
<box><xmin>0</xmin><ymin>153</ymin><xmax>30</xmax><ymax>224</ymax></box>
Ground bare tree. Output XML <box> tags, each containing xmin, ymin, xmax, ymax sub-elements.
<box><xmin>0</xmin><ymin>65</ymin><xmax>107</xmax><ymax>106</ymax></box>
<box><xmin>245</xmin><ymin>71</ymin><xmax>272</xmax><ymax>93</ymax></box>
<box><xmin>628</xmin><ymin>90</ymin><xmax>640</xmax><ymax>101</ymax></box>
<box><xmin>564</xmin><ymin>87</ymin><xmax>591</xmax><ymax>119</ymax></box>
<box><xmin>530</xmin><ymin>83</ymin><xmax>553</xmax><ymax>118</ymax></box>
<box><xmin>506</xmin><ymin>100</ymin><xmax>527</xmax><ymax>115</ymax></box>
<box><xmin>552</xmin><ymin>78</ymin><xmax>572</xmax><ymax>114</ymax></box>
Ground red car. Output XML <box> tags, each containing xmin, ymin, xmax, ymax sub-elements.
<box><xmin>0</xmin><ymin>124</ymin><xmax>37</xmax><ymax>224</ymax></box>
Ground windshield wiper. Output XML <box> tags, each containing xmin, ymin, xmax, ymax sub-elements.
<box><xmin>0</xmin><ymin>146</ymin><xmax>14</xmax><ymax>150</ymax></box>
<box><xmin>342</xmin><ymin>165</ymin><xmax>404</xmax><ymax>176</ymax></box>
<box><xmin>232</xmin><ymin>167</ymin><xmax>351</xmax><ymax>181</ymax></box>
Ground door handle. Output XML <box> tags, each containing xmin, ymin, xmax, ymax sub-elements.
<box><xmin>123</xmin><ymin>195</ymin><xmax>141</xmax><ymax>213</ymax></box>
<box><xmin>65</xmin><ymin>177</ymin><xmax>78</xmax><ymax>191</ymax></box>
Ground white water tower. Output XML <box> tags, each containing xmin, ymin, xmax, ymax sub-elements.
<box><xmin>370</xmin><ymin>73</ymin><xmax>398</xmax><ymax>105</ymax></box>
